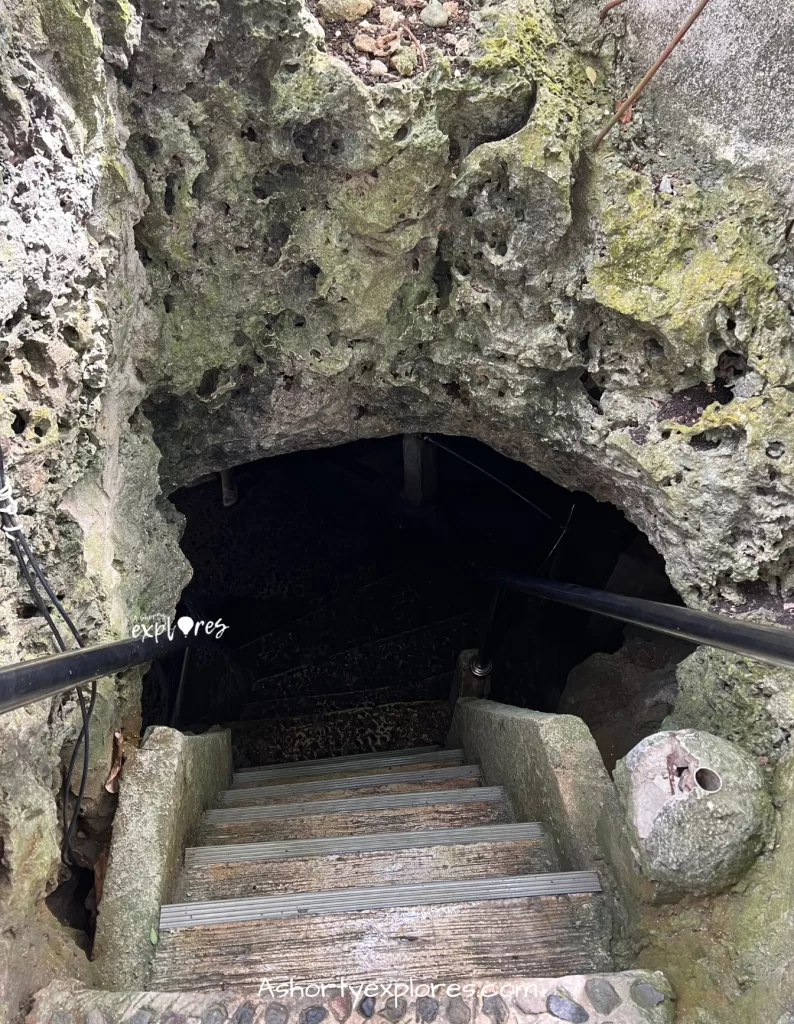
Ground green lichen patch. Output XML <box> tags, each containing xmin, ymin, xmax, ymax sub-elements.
<box><xmin>729</xmin><ymin>754</ymin><xmax>794</xmax><ymax>988</ymax></box>
<box><xmin>37</xmin><ymin>0</ymin><xmax>104</xmax><ymax>135</ymax></box>
<box><xmin>472</xmin><ymin>0</ymin><xmax>558</xmax><ymax>78</ymax></box>
<box><xmin>328</xmin><ymin>119</ymin><xmax>449</xmax><ymax>241</ymax></box>
<box><xmin>588</xmin><ymin>163</ymin><xmax>791</xmax><ymax>383</ymax></box>
<box><xmin>99</xmin><ymin>0</ymin><xmax>141</xmax><ymax>50</ymax></box>
<box><xmin>668</xmin><ymin>647</ymin><xmax>794</xmax><ymax>768</ymax></box>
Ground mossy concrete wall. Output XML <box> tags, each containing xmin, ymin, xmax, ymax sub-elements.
<box><xmin>599</xmin><ymin>747</ymin><xmax>794</xmax><ymax>1024</ymax></box>
<box><xmin>449</xmin><ymin>698</ymin><xmax>613</xmax><ymax>873</ymax></box>
<box><xmin>449</xmin><ymin>698</ymin><xmax>626</xmax><ymax>965</ymax></box>
<box><xmin>92</xmin><ymin>726</ymin><xmax>232</xmax><ymax>989</ymax></box>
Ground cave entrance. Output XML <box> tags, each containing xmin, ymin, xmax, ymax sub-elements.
<box><xmin>144</xmin><ymin>435</ymin><xmax>692</xmax><ymax>771</ymax></box>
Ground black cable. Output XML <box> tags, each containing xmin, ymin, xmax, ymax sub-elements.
<box><xmin>0</xmin><ymin>444</ymin><xmax>93</xmax><ymax>864</ymax></box>
<box><xmin>536</xmin><ymin>501</ymin><xmax>576</xmax><ymax>575</ymax></box>
<box><xmin>18</xmin><ymin>532</ymin><xmax>83</xmax><ymax>647</ymax></box>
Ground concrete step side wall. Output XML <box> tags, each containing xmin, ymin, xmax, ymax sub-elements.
<box><xmin>448</xmin><ymin>700</ymin><xmax>614</xmax><ymax>874</ymax></box>
<box><xmin>92</xmin><ymin>727</ymin><xmax>232</xmax><ymax>989</ymax></box>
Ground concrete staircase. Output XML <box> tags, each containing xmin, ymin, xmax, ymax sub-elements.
<box><xmin>30</xmin><ymin>741</ymin><xmax>675</xmax><ymax>1024</ymax></box>
<box><xmin>137</xmin><ymin>745</ymin><xmax>668</xmax><ymax>1024</ymax></box>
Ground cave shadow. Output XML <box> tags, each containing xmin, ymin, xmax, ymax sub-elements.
<box><xmin>143</xmin><ymin>433</ymin><xmax>692</xmax><ymax>768</ymax></box>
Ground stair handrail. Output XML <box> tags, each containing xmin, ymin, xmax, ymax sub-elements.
<box><xmin>3</xmin><ymin>566</ymin><xmax>794</xmax><ymax>717</ymax></box>
<box><xmin>0</xmin><ymin>632</ymin><xmax>188</xmax><ymax>716</ymax></box>
<box><xmin>469</xmin><ymin>567</ymin><xmax>794</xmax><ymax>674</ymax></box>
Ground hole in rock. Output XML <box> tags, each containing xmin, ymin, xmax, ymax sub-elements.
<box><xmin>45</xmin><ymin>866</ymin><xmax>94</xmax><ymax>950</ymax></box>
<box><xmin>695</xmin><ymin>767</ymin><xmax>722</xmax><ymax>792</ymax></box>
<box><xmin>431</xmin><ymin>237</ymin><xmax>453</xmax><ymax>309</ymax></box>
<box><xmin>196</xmin><ymin>367</ymin><xmax>221</xmax><ymax>397</ymax></box>
<box><xmin>690</xmin><ymin>432</ymin><xmax>721</xmax><ymax>451</ymax></box>
<box><xmin>200</xmin><ymin>41</ymin><xmax>216</xmax><ymax>71</ymax></box>
<box><xmin>767</xmin><ymin>440</ymin><xmax>785</xmax><ymax>459</ymax></box>
<box><xmin>715</xmin><ymin>349</ymin><xmax>747</xmax><ymax>386</ymax></box>
<box><xmin>163</xmin><ymin>174</ymin><xmax>177</xmax><ymax>215</ymax></box>
<box><xmin>145</xmin><ymin>436</ymin><xmax>688</xmax><ymax>772</ymax></box>
<box><xmin>580</xmin><ymin>371</ymin><xmax>604</xmax><ymax>410</ymax></box>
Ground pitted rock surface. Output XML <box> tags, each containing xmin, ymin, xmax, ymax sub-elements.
<box><xmin>2</xmin><ymin>0</ymin><xmax>794</xmax><ymax>1018</ymax></box>
<box><xmin>614</xmin><ymin>728</ymin><xmax>775</xmax><ymax>897</ymax></box>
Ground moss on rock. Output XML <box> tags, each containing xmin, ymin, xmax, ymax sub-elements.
<box><xmin>588</xmin><ymin>162</ymin><xmax>788</xmax><ymax>383</ymax></box>
<box><xmin>667</xmin><ymin>648</ymin><xmax>794</xmax><ymax>766</ymax></box>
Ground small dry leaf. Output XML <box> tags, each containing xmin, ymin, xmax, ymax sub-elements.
<box><xmin>353</xmin><ymin>32</ymin><xmax>378</xmax><ymax>53</ymax></box>
<box><xmin>94</xmin><ymin>847</ymin><xmax>109</xmax><ymax>903</ymax></box>
<box><xmin>585</xmin><ymin>65</ymin><xmax>598</xmax><ymax>86</ymax></box>
<box><xmin>104</xmin><ymin>729</ymin><xmax>124</xmax><ymax>794</ymax></box>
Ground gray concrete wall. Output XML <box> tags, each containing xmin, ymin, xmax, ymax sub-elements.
<box><xmin>92</xmin><ymin>727</ymin><xmax>232</xmax><ymax>989</ymax></box>
<box><xmin>449</xmin><ymin>699</ymin><xmax>615</xmax><ymax>873</ymax></box>
<box><xmin>614</xmin><ymin>0</ymin><xmax>794</xmax><ymax>203</ymax></box>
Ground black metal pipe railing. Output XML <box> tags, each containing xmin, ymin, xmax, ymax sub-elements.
<box><xmin>3</xmin><ymin>566</ymin><xmax>794</xmax><ymax>718</ymax></box>
<box><xmin>0</xmin><ymin>632</ymin><xmax>188</xmax><ymax>715</ymax></box>
<box><xmin>471</xmin><ymin>567</ymin><xmax>794</xmax><ymax>671</ymax></box>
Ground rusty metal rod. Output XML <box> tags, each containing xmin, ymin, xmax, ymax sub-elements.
<box><xmin>593</xmin><ymin>0</ymin><xmax>714</xmax><ymax>150</ymax></box>
<box><xmin>600</xmin><ymin>0</ymin><xmax>632</xmax><ymax>20</ymax></box>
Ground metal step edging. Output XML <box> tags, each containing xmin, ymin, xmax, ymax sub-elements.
<box><xmin>204</xmin><ymin>786</ymin><xmax>504</xmax><ymax>824</ymax></box>
<box><xmin>185</xmin><ymin>822</ymin><xmax>546</xmax><ymax>866</ymax></box>
<box><xmin>160</xmin><ymin>871</ymin><xmax>602</xmax><ymax>929</ymax></box>
<box><xmin>219</xmin><ymin>764</ymin><xmax>482</xmax><ymax>805</ymax></box>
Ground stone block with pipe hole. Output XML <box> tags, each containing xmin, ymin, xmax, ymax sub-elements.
<box><xmin>612</xmin><ymin>729</ymin><xmax>774</xmax><ymax>900</ymax></box>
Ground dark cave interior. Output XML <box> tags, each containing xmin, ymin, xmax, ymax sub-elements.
<box><xmin>143</xmin><ymin>435</ymin><xmax>692</xmax><ymax>769</ymax></box>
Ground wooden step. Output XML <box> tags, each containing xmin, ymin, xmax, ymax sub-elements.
<box><xmin>219</xmin><ymin>764</ymin><xmax>482</xmax><ymax>806</ymax></box>
<box><xmin>196</xmin><ymin>787</ymin><xmax>508</xmax><ymax>845</ymax></box>
<box><xmin>151</xmin><ymin>889</ymin><xmax>609</xmax><ymax>991</ymax></box>
<box><xmin>231</xmin><ymin>746</ymin><xmax>462</xmax><ymax>787</ymax></box>
<box><xmin>175</xmin><ymin>823</ymin><xmax>554</xmax><ymax>901</ymax></box>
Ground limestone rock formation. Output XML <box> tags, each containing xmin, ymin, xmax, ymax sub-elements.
<box><xmin>613</xmin><ymin>729</ymin><xmax>774</xmax><ymax>898</ymax></box>
<box><xmin>0</xmin><ymin>0</ymin><xmax>793</xmax><ymax>1019</ymax></box>
<box><xmin>561</xmin><ymin>633</ymin><xmax>692</xmax><ymax>770</ymax></box>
